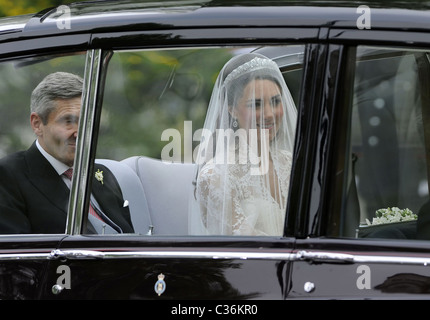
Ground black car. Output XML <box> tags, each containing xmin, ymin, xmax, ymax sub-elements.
<box><xmin>1</xmin><ymin>0</ymin><xmax>430</xmax><ymax>302</ymax></box>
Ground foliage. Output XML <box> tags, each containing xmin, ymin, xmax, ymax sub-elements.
<box><xmin>0</xmin><ymin>1</ymin><xmax>239</xmax><ymax>161</ymax></box>
<box><xmin>0</xmin><ymin>54</ymin><xmax>87</xmax><ymax>157</ymax></box>
<box><xmin>0</xmin><ymin>46</ymin><xmax>234</xmax><ymax>161</ymax></box>
<box><xmin>98</xmin><ymin>48</ymin><xmax>233</xmax><ymax>160</ymax></box>
<box><xmin>0</xmin><ymin>0</ymin><xmax>87</xmax><ymax>17</ymax></box>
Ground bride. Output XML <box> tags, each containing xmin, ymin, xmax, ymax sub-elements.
<box><xmin>189</xmin><ymin>53</ymin><xmax>297</xmax><ymax>236</ymax></box>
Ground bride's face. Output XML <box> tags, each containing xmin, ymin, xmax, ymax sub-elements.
<box><xmin>233</xmin><ymin>78</ymin><xmax>284</xmax><ymax>141</ymax></box>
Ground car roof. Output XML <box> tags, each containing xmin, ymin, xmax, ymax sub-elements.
<box><xmin>1</xmin><ymin>0</ymin><xmax>430</xmax><ymax>38</ymax></box>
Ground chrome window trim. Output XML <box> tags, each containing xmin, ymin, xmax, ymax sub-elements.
<box><xmin>0</xmin><ymin>249</ymin><xmax>421</xmax><ymax>265</ymax></box>
<box><xmin>89</xmin><ymin>250</ymin><xmax>430</xmax><ymax>266</ymax></box>
<box><xmin>295</xmin><ymin>250</ymin><xmax>430</xmax><ymax>266</ymax></box>
<box><xmin>66</xmin><ymin>49</ymin><xmax>103</xmax><ymax>235</ymax></box>
<box><xmin>2</xmin><ymin>249</ymin><xmax>430</xmax><ymax>266</ymax></box>
<box><xmin>0</xmin><ymin>252</ymin><xmax>54</xmax><ymax>260</ymax></box>
<box><xmin>50</xmin><ymin>249</ymin><xmax>296</xmax><ymax>261</ymax></box>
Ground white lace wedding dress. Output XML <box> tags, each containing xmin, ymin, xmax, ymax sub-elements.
<box><xmin>194</xmin><ymin>148</ymin><xmax>292</xmax><ymax>236</ymax></box>
<box><xmin>188</xmin><ymin>52</ymin><xmax>297</xmax><ymax>236</ymax></box>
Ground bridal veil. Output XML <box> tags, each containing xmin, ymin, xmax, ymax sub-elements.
<box><xmin>189</xmin><ymin>52</ymin><xmax>297</xmax><ymax>236</ymax></box>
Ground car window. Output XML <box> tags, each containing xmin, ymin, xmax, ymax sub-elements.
<box><xmin>0</xmin><ymin>52</ymin><xmax>86</xmax><ymax>234</ymax></box>
<box><xmin>334</xmin><ymin>46</ymin><xmax>430</xmax><ymax>240</ymax></box>
<box><xmin>93</xmin><ymin>46</ymin><xmax>304</xmax><ymax>236</ymax></box>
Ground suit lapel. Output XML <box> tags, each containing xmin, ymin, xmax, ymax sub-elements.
<box><xmin>92</xmin><ymin>164</ymin><xmax>134</xmax><ymax>233</ymax></box>
<box><xmin>25</xmin><ymin>142</ymin><xmax>70</xmax><ymax>214</ymax></box>
<box><xmin>23</xmin><ymin>143</ymin><xmax>133</xmax><ymax>233</ymax></box>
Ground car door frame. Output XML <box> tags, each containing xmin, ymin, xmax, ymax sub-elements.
<box><xmin>0</xmin><ymin>30</ymin><xmax>92</xmax><ymax>299</ymax></box>
<box><xmin>289</xmin><ymin>26</ymin><xmax>430</xmax><ymax>299</ymax></box>
<box><xmin>45</xmin><ymin>25</ymin><xmax>323</xmax><ymax>300</ymax></box>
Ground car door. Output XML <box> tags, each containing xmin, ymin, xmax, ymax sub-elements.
<box><xmin>44</xmin><ymin>24</ymin><xmax>319</xmax><ymax>300</ymax></box>
<box><xmin>288</xmin><ymin>27</ymin><xmax>430</xmax><ymax>298</ymax></box>
<box><xmin>0</xmin><ymin>32</ymin><xmax>89</xmax><ymax>299</ymax></box>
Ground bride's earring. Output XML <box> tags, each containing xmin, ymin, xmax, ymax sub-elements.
<box><xmin>233</xmin><ymin>118</ymin><xmax>238</xmax><ymax>128</ymax></box>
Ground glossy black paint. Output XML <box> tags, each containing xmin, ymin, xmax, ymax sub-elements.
<box><xmin>0</xmin><ymin>0</ymin><xmax>430</xmax><ymax>300</ymax></box>
<box><xmin>44</xmin><ymin>236</ymin><xmax>295</xmax><ymax>299</ymax></box>
<box><xmin>43</xmin><ymin>257</ymin><xmax>285</xmax><ymax>299</ymax></box>
<box><xmin>0</xmin><ymin>236</ymin><xmax>63</xmax><ymax>299</ymax></box>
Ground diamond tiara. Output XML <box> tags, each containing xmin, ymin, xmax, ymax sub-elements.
<box><xmin>224</xmin><ymin>57</ymin><xmax>279</xmax><ymax>86</ymax></box>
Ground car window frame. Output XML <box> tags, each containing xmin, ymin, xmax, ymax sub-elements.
<box><xmin>288</xmin><ymin>30</ymin><xmax>430</xmax><ymax>301</ymax></box>
<box><xmin>320</xmin><ymin>29</ymin><xmax>430</xmax><ymax>241</ymax></box>
<box><xmin>66</xmin><ymin>48</ymin><xmax>112</xmax><ymax>235</ymax></box>
<box><xmin>69</xmin><ymin>27</ymin><xmax>322</xmax><ymax>239</ymax></box>
<box><xmin>0</xmin><ymin>54</ymin><xmax>90</xmax><ymax>238</ymax></box>
<box><xmin>0</xmin><ymin>39</ymin><xmax>91</xmax><ymax>299</ymax></box>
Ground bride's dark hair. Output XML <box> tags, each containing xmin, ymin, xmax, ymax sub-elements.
<box><xmin>221</xmin><ymin>53</ymin><xmax>282</xmax><ymax>110</ymax></box>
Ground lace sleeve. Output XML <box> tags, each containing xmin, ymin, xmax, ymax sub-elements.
<box><xmin>195</xmin><ymin>162</ymin><xmax>266</xmax><ymax>236</ymax></box>
<box><xmin>196</xmin><ymin>163</ymin><xmax>234</xmax><ymax>234</ymax></box>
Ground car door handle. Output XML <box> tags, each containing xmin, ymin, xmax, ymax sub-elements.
<box><xmin>295</xmin><ymin>250</ymin><xmax>355</xmax><ymax>264</ymax></box>
<box><xmin>49</xmin><ymin>249</ymin><xmax>104</xmax><ymax>260</ymax></box>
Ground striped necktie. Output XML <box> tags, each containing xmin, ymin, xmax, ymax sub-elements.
<box><xmin>63</xmin><ymin>168</ymin><xmax>104</xmax><ymax>222</ymax></box>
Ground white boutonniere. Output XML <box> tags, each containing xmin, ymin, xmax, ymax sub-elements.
<box><xmin>95</xmin><ymin>169</ymin><xmax>104</xmax><ymax>185</ymax></box>
<box><xmin>366</xmin><ymin>207</ymin><xmax>417</xmax><ymax>226</ymax></box>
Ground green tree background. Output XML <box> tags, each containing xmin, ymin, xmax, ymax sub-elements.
<box><xmin>0</xmin><ymin>0</ymin><xmax>88</xmax><ymax>17</ymax></box>
<box><xmin>98</xmin><ymin>49</ymin><xmax>232</xmax><ymax>161</ymax></box>
<box><xmin>0</xmin><ymin>0</ymin><xmax>235</xmax><ymax>161</ymax></box>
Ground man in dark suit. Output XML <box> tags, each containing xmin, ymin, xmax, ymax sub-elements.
<box><xmin>0</xmin><ymin>72</ymin><xmax>134</xmax><ymax>234</ymax></box>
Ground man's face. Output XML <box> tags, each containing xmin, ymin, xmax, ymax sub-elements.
<box><xmin>31</xmin><ymin>97</ymin><xmax>81</xmax><ymax>167</ymax></box>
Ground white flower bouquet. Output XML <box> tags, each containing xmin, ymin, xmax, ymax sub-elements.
<box><xmin>366</xmin><ymin>207</ymin><xmax>417</xmax><ymax>226</ymax></box>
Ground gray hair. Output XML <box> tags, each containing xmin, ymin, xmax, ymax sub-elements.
<box><xmin>30</xmin><ymin>72</ymin><xmax>84</xmax><ymax>124</ymax></box>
